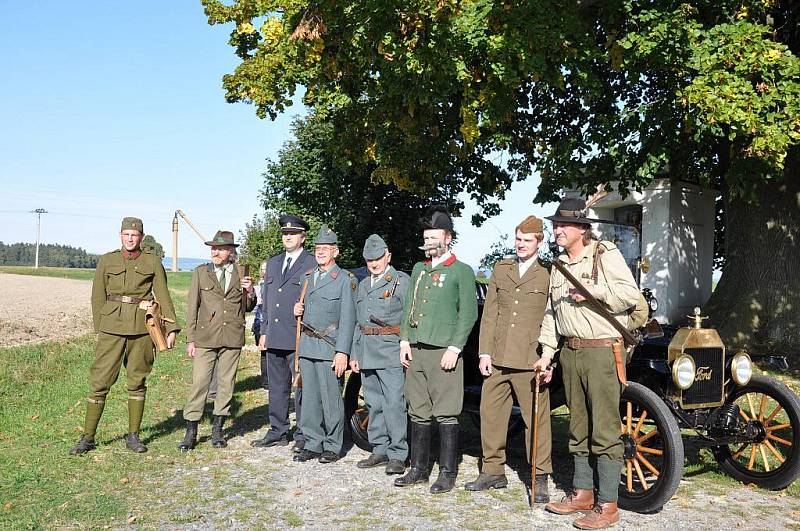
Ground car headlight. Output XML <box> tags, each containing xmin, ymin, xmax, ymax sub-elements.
<box><xmin>648</xmin><ymin>296</ymin><xmax>658</xmax><ymax>312</ymax></box>
<box><xmin>731</xmin><ymin>352</ymin><xmax>753</xmax><ymax>386</ymax></box>
<box><xmin>672</xmin><ymin>355</ymin><xmax>696</xmax><ymax>390</ymax></box>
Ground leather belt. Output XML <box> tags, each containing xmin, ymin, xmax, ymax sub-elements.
<box><xmin>360</xmin><ymin>325</ymin><xmax>401</xmax><ymax>335</ymax></box>
<box><xmin>107</xmin><ymin>294</ymin><xmax>148</xmax><ymax>305</ymax></box>
<box><xmin>564</xmin><ymin>337</ymin><xmax>619</xmax><ymax>349</ymax></box>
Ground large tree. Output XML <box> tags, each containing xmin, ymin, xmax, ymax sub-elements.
<box><xmin>203</xmin><ymin>1</ymin><xmax>800</xmax><ymax>354</ymax></box>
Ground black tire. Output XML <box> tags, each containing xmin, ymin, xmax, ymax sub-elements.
<box><xmin>343</xmin><ymin>372</ymin><xmax>372</xmax><ymax>452</ymax></box>
<box><xmin>711</xmin><ymin>374</ymin><xmax>800</xmax><ymax>489</ymax></box>
<box><xmin>618</xmin><ymin>382</ymin><xmax>684</xmax><ymax>513</ymax></box>
<box><xmin>467</xmin><ymin>411</ymin><xmax>526</xmax><ymax>439</ymax></box>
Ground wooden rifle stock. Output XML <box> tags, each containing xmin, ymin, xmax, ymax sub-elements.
<box><xmin>293</xmin><ymin>279</ymin><xmax>309</xmax><ymax>388</ymax></box>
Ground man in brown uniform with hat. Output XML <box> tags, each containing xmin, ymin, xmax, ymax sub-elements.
<box><xmin>465</xmin><ymin>215</ymin><xmax>553</xmax><ymax>502</ymax></box>
<box><xmin>177</xmin><ymin>230</ymin><xmax>256</xmax><ymax>450</ymax></box>
<box><xmin>70</xmin><ymin>217</ymin><xmax>180</xmax><ymax>455</ymax></box>
<box><xmin>539</xmin><ymin>197</ymin><xmax>640</xmax><ymax>529</ymax></box>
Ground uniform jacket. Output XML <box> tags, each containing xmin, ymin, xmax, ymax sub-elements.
<box><xmin>479</xmin><ymin>257</ymin><xmax>550</xmax><ymax>369</ymax></box>
<box><xmin>298</xmin><ymin>263</ymin><xmax>358</xmax><ymax>361</ymax></box>
<box><xmin>400</xmin><ymin>254</ymin><xmax>478</xmax><ymax>350</ymax></box>
<box><xmin>538</xmin><ymin>240</ymin><xmax>641</xmax><ymax>359</ymax></box>
<box><xmin>186</xmin><ymin>263</ymin><xmax>256</xmax><ymax>348</ymax></box>
<box><xmin>352</xmin><ymin>266</ymin><xmax>410</xmax><ymax>370</ymax></box>
<box><xmin>259</xmin><ymin>249</ymin><xmax>316</xmax><ymax>351</ymax></box>
<box><xmin>91</xmin><ymin>249</ymin><xmax>180</xmax><ymax>336</ymax></box>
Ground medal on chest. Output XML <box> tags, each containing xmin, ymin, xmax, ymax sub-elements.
<box><xmin>431</xmin><ymin>272</ymin><xmax>446</xmax><ymax>288</ymax></box>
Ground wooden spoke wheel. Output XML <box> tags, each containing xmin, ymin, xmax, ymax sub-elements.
<box><xmin>343</xmin><ymin>372</ymin><xmax>373</xmax><ymax>452</ymax></box>
<box><xmin>618</xmin><ymin>383</ymin><xmax>684</xmax><ymax>513</ymax></box>
<box><xmin>712</xmin><ymin>375</ymin><xmax>800</xmax><ymax>489</ymax></box>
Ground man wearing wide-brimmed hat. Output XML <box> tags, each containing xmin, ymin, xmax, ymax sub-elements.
<box><xmin>177</xmin><ymin>230</ymin><xmax>256</xmax><ymax>450</ymax></box>
<box><xmin>539</xmin><ymin>197</ymin><xmax>640</xmax><ymax>529</ymax></box>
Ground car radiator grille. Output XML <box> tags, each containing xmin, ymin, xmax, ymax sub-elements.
<box><xmin>682</xmin><ymin>347</ymin><xmax>724</xmax><ymax>408</ymax></box>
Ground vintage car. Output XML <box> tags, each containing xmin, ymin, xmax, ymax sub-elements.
<box><xmin>342</xmin><ymin>228</ymin><xmax>800</xmax><ymax>513</ymax></box>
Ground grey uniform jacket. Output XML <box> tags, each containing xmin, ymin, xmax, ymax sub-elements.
<box><xmin>352</xmin><ymin>266</ymin><xmax>410</xmax><ymax>370</ymax></box>
<box><xmin>260</xmin><ymin>249</ymin><xmax>316</xmax><ymax>351</ymax></box>
<box><xmin>186</xmin><ymin>263</ymin><xmax>256</xmax><ymax>348</ymax></box>
<box><xmin>298</xmin><ymin>264</ymin><xmax>358</xmax><ymax>361</ymax></box>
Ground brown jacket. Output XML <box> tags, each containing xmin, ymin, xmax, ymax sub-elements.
<box><xmin>478</xmin><ymin>257</ymin><xmax>550</xmax><ymax>369</ymax></box>
<box><xmin>186</xmin><ymin>263</ymin><xmax>256</xmax><ymax>348</ymax></box>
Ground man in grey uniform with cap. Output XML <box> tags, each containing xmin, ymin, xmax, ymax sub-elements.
<box><xmin>292</xmin><ymin>226</ymin><xmax>358</xmax><ymax>463</ymax></box>
<box><xmin>350</xmin><ymin>235</ymin><xmax>410</xmax><ymax>474</ymax></box>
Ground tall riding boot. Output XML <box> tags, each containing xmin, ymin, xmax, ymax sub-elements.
<box><xmin>178</xmin><ymin>420</ymin><xmax>199</xmax><ymax>451</ymax></box>
<box><xmin>69</xmin><ymin>400</ymin><xmax>105</xmax><ymax>455</ymax></box>
<box><xmin>211</xmin><ymin>415</ymin><xmax>227</xmax><ymax>448</ymax></box>
<box><xmin>394</xmin><ymin>422</ymin><xmax>431</xmax><ymax>487</ymax></box>
<box><xmin>126</xmin><ymin>398</ymin><xmax>148</xmax><ymax>453</ymax></box>
<box><xmin>430</xmin><ymin>423</ymin><xmax>459</xmax><ymax>494</ymax></box>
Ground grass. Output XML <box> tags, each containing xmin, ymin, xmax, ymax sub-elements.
<box><xmin>0</xmin><ymin>265</ymin><xmax>96</xmax><ymax>281</ymax></box>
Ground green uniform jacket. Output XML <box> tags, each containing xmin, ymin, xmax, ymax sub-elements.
<box><xmin>478</xmin><ymin>257</ymin><xmax>550</xmax><ymax>369</ymax></box>
<box><xmin>91</xmin><ymin>249</ymin><xmax>180</xmax><ymax>336</ymax></box>
<box><xmin>186</xmin><ymin>263</ymin><xmax>257</xmax><ymax>348</ymax></box>
<box><xmin>298</xmin><ymin>264</ymin><xmax>358</xmax><ymax>361</ymax></box>
<box><xmin>400</xmin><ymin>255</ymin><xmax>478</xmax><ymax>350</ymax></box>
<box><xmin>352</xmin><ymin>266</ymin><xmax>409</xmax><ymax>370</ymax></box>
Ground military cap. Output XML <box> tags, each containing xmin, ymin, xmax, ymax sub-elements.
<box><xmin>516</xmin><ymin>215</ymin><xmax>544</xmax><ymax>234</ymax></box>
<box><xmin>121</xmin><ymin>216</ymin><xmax>144</xmax><ymax>233</ymax></box>
<box><xmin>545</xmin><ymin>197</ymin><xmax>594</xmax><ymax>225</ymax></box>
<box><xmin>205</xmin><ymin>230</ymin><xmax>239</xmax><ymax>247</ymax></box>
<box><xmin>279</xmin><ymin>214</ymin><xmax>309</xmax><ymax>233</ymax></box>
<box><xmin>420</xmin><ymin>205</ymin><xmax>456</xmax><ymax>237</ymax></box>
<box><xmin>314</xmin><ymin>225</ymin><xmax>338</xmax><ymax>245</ymax></box>
<box><xmin>362</xmin><ymin>234</ymin><xmax>388</xmax><ymax>260</ymax></box>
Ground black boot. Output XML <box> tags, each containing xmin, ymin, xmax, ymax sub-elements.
<box><xmin>126</xmin><ymin>432</ymin><xmax>148</xmax><ymax>453</ymax></box>
<box><xmin>430</xmin><ymin>423</ymin><xmax>459</xmax><ymax>494</ymax></box>
<box><xmin>178</xmin><ymin>420</ymin><xmax>199</xmax><ymax>451</ymax></box>
<box><xmin>534</xmin><ymin>474</ymin><xmax>550</xmax><ymax>503</ymax></box>
<box><xmin>211</xmin><ymin>415</ymin><xmax>227</xmax><ymax>448</ymax></box>
<box><xmin>394</xmin><ymin>422</ymin><xmax>431</xmax><ymax>487</ymax></box>
<box><xmin>69</xmin><ymin>435</ymin><xmax>96</xmax><ymax>455</ymax></box>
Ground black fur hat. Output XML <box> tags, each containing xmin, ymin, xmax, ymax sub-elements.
<box><xmin>420</xmin><ymin>205</ymin><xmax>456</xmax><ymax>237</ymax></box>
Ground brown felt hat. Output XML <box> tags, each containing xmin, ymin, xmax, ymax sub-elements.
<box><xmin>121</xmin><ymin>217</ymin><xmax>144</xmax><ymax>233</ymax></box>
<box><xmin>515</xmin><ymin>215</ymin><xmax>544</xmax><ymax>234</ymax></box>
<box><xmin>205</xmin><ymin>230</ymin><xmax>239</xmax><ymax>247</ymax></box>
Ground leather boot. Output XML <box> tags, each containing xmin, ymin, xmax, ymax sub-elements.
<box><xmin>69</xmin><ymin>400</ymin><xmax>105</xmax><ymax>455</ymax></box>
<box><xmin>465</xmin><ymin>473</ymin><xmax>508</xmax><ymax>491</ymax></box>
<box><xmin>394</xmin><ymin>422</ymin><xmax>431</xmax><ymax>487</ymax></box>
<box><xmin>211</xmin><ymin>415</ymin><xmax>227</xmax><ymax>448</ymax></box>
<box><xmin>357</xmin><ymin>453</ymin><xmax>389</xmax><ymax>469</ymax></box>
<box><xmin>573</xmin><ymin>502</ymin><xmax>620</xmax><ymax>529</ymax></box>
<box><xmin>430</xmin><ymin>423</ymin><xmax>459</xmax><ymax>494</ymax></box>
<box><xmin>178</xmin><ymin>420</ymin><xmax>199</xmax><ymax>451</ymax></box>
<box><xmin>126</xmin><ymin>432</ymin><xmax>148</xmax><ymax>453</ymax></box>
<box><xmin>128</xmin><ymin>398</ymin><xmax>146</xmax><ymax>434</ymax></box>
<box><xmin>545</xmin><ymin>488</ymin><xmax>594</xmax><ymax>515</ymax></box>
<box><xmin>534</xmin><ymin>474</ymin><xmax>550</xmax><ymax>503</ymax></box>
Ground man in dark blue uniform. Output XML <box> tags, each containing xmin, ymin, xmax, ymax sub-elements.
<box><xmin>251</xmin><ymin>214</ymin><xmax>316</xmax><ymax>451</ymax></box>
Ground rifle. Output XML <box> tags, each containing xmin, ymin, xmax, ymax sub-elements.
<box><xmin>293</xmin><ymin>280</ymin><xmax>309</xmax><ymax>388</ymax></box>
<box><xmin>299</xmin><ymin>321</ymin><xmax>337</xmax><ymax>348</ymax></box>
<box><xmin>236</xmin><ymin>262</ymin><xmax>250</xmax><ymax>314</ymax></box>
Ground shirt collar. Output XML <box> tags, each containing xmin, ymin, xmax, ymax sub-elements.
<box><xmin>431</xmin><ymin>251</ymin><xmax>453</xmax><ymax>268</ymax></box>
<box><xmin>121</xmin><ymin>249</ymin><xmax>141</xmax><ymax>260</ymax></box>
<box><xmin>285</xmin><ymin>248</ymin><xmax>303</xmax><ymax>261</ymax></box>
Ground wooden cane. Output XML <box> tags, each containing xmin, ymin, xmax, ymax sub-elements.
<box><xmin>530</xmin><ymin>369</ymin><xmax>541</xmax><ymax>508</ymax></box>
<box><xmin>292</xmin><ymin>279</ymin><xmax>309</xmax><ymax>388</ymax></box>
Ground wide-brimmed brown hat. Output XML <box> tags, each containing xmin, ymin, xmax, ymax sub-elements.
<box><xmin>205</xmin><ymin>230</ymin><xmax>239</xmax><ymax>247</ymax></box>
<box><xmin>545</xmin><ymin>197</ymin><xmax>595</xmax><ymax>225</ymax></box>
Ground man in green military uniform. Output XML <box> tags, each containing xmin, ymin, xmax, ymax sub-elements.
<box><xmin>292</xmin><ymin>226</ymin><xmax>357</xmax><ymax>464</ymax></box>
<box><xmin>70</xmin><ymin>217</ymin><xmax>180</xmax><ymax>455</ymax></box>
<box><xmin>539</xmin><ymin>197</ymin><xmax>640</xmax><ymax>529</ymax></box>
<box><xmin>350</xmin><ymin>235</ymin><xmax>410</xmax><ymax>475</ymax></box>
<box><xmin>465</xmin><ymin>215</ymin><xmax>553</xmax><ymax>502</ymax></box>
<box><xmin>395</xmin><ymin>206</ymin><xmax>478</xmax><ymax>494</ymax></box>
<box><xmin>177</xmin><ymin>230</ymin><xmax>256</xmax><ymax>451</ymax></box>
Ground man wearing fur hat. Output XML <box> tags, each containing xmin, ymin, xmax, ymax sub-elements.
<box><xmin>539</xmin><ymin>197</ymin><xmax>640</xmax><ymax>529</ymax></box>
<box><xmin>395</xmin><ymin>206</ymin><xmax>478</xmax><ymax>494</ymax></box>
<box><xmin>465</xmin><ymin>215</ymin><xmax>553</xmax><ymax>502</ymax></box>
<box><xmin>70</xmin><ymin>217</ymin><xmax>180</xmax><ymax>455</ymax></box>
<box><xmin>177</xmin><ymin>230</ymin><xmax>256</xmax><ymax>450</ymax></box>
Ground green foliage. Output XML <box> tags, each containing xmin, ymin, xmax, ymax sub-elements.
<box><xmin>0</xmin><ymin>241</ymin><xmax>98</xmax><ymax>268</ymax></box>
<box><xmin>479</xmin><ymin>233</ymin><xmax>512</xmax><ymax>271</ymax></box>
<box><xmin>140</xmin><ymin>234</ymin><xmax>165</xmax><ymax>259</ymax></box>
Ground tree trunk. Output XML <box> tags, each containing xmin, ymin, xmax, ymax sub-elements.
<box><xmin>705</xmin><ymin>152</ymin><xmax>800</xmax><ymax>357</ymax></box>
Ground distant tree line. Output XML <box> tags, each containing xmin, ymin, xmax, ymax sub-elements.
<box><xmin>0</xmin><ymin>242</ymin><xmax>98</xmax><ymax>268</ymax></box>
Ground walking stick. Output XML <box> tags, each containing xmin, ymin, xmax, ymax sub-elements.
<box><xmin>530</xmin><ymin>368</ymin><xmax>541</xmax><ymax>508</ymax></box>
<box><xmin>292</xmin><ymin>280</ymin><xmax>309</xmax><ymax>388</ymax></box>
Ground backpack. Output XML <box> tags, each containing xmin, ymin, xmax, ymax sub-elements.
<box><xmin>592</xmin><ymin>241</ymin><xmax>648</xmax><ymax>332</ymax></box>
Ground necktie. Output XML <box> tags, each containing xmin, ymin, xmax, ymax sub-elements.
<box><xmin>283</xmin><ymin>257</ymin><xmax>292</xmax><ymax>277</ymax></box>
<box><xmin>371</xmin><ymin>275</ymin><xmax>380</xmax><ymax>287</ymax></box>
<box><xmin>219</xmin><ymin>267</ymin><xmax>226</xmax><ymax>292</ymax></box>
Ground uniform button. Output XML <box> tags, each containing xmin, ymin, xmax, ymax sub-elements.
<box><xmin>276</xmin><ymin>303</ymin><xmax>280</xmax><ymax>307</ymax></box>
<box><xmin>420</xmin><ymin>314</ymin><xmax>424</xmax><ymax>317</ymax></box>
<box><xmin>511</xmin><ymin>323</ymin><xmax>515</xmax><ymax>328</ymax></box>
<box><xmin>515</xmin><ymin>288</ymin><xmax>520</xmax><ymax>292</ymax></box>
<box><xmin>425</xmin><ymin>286</ymin><xmax>430</xmax><ymax>290</ymax></box>
<box><xmin>514</xmin><ymin>300</ymin><xmax>519</xmax><ymax>304</ymax></box>
<box><xmin>423</xmin><ymin>300</ymin><xmax>428</xmax><ymax>303</ymax></box>
<box><xmin>223</xmin><ymin>298</ymin><xmax>226</xmax><ymax>302</ymax></box>
<box><xmin>512</xmin><ymin>312</ymin><xmax>517</xmax><ymax>316</ymax></box>
<box><xmin>274</xmin><ymin>318</ymin><xmax>279</xmax><ymax>323</ymax></box>
<box><xmin>223</xmin><ymin>310</ymin><xmax>227</xmax><ymax>314</ymax></box>
<box><xmin>278</xmin><ymin>288</ymin><xmax>282</xmax><ymax>293</ymax></box>
<box><xmin>223</xmin><ymin>322</ymin><xmax>227</xmax><ymax>326</ymax></box>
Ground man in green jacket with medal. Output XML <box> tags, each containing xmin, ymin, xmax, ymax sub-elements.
<box><xmin>395</xmin><ymin>206</ymin><xmax>478</xmax><ymax>494</ymax></box>
<box><xmin>70</xmin><ymin>217</ymin><xmax>180</xmax><ymax>455</ymax></box>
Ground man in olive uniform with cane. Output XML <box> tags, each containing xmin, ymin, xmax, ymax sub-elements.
<box><xmin>350</xmin><ymin>234</ymin><xmax>410</xmax><ymax>475</ymax></box>
<box><xmin>292</xmin><ymin>226</ymin><xmax>357</xmax><ymax>464</ymax></box>
<box><xmin>395</xmin><ymin>205</ymin><xmax>478</xmax><ymax>494</ymax></box>
<box><xmin>465</xmin><ymin>215</ymin><xmax>553</xmax><ymax>502</ymax></box>
<box><xmin>70</xmin><ymin>217</ymin><xmax>180</xmax><ymax>455</ymax></box>
<box><xmin>539</xmin><ymin>197</ymin><xmax>640</xmax><ymax>529</ymax></box>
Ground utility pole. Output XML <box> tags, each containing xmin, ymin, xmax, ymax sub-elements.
<box><xmin>31</xmin><ymin>208</ymin><xmax>48</xmax><ymax>268</ymax></box>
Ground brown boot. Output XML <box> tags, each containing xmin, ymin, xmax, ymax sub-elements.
<box><xmin>545</xmin><ymin>488</ymin><xmax>594</xmax><ymax>515</ymax></box>
<box><xmin>573</xmin><ymin>502</ymin><xmax>620</xmax><ymax>530</ymax></box>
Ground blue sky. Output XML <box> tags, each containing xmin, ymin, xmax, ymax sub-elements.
<box><xmin>0</xmin><ymin>0</ymin><xmax>554</xmax><ymax>267</ymax></box>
